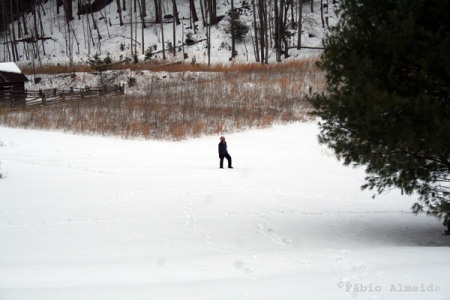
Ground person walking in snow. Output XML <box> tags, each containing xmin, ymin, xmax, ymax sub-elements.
<box><xmin>218</xmin><ymin>136</ymin><xmax>233</xmax><ymax>169</ymax></box>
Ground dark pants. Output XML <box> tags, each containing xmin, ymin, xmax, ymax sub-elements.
<box><xmin>220</xmin><ymin>153</ymin><xmax>232</xmax><ymax>168</ymax></box>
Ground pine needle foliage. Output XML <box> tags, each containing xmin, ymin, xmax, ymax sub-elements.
<box><xmin>309</xmin><ymin>0</ymin><xmax>450</xmax><ymax>227</ymax></box>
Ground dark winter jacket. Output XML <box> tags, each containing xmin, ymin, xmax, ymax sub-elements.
<box><xmin>218</xmin><ymin>142</ymin><xmax>228</xmax><ymax>156</ymax></box>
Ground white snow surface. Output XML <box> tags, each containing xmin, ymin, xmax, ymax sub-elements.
<box><xmin>0</xmin><ymin>122</ymin><xmax>449</xmax><ymax>300</ymax></box>
<box><xmin>3</xmin><ymin>0</ymin><xmax>333</xmax><ymax>66</ymax></box>
<box><xmin>0</xmin><ymin>62</ymin><xmax>22</xmax><ymax>74</ymax></box>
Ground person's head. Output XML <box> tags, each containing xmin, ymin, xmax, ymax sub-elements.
<box><xmin>220</xmin><ymin>136</ymin><xmax>225</xmax><ymax>142</ymax></box>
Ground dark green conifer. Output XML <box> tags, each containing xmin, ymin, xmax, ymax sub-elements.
<box><xmin>310</xmin><ymin>0</ymin><xmax>450</xmax><ymax>230</ymax></box>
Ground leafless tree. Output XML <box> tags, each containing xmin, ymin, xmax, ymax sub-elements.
<box><xmin>320</xmin><ymin>0</ymin><xmax>324</xmax><ymax>28</ymax></box>
<box><xmin>231</xmin><ymin>0</ymin><xmax>235</xmax><ymax>59</ymax></box>
<box><xmin>297</xmin><ymin>0</ymin><xmax>302</xmax><ymax>49</ymax></box>
<box><xmin>251</xmin><ymin>0</ymin><xmax>259</xmax><ymax>62</ymax></box>
<box><xmin>153</xmin><ymin>0</ymin><xmax>160</xmax><ymax>22</ymax></box>
<box><xmin>257</xmin><ymin>0</ymin><xmax>268</xmax><ymax>64</ymax></box>
<box><xmin>63</xmin><ymin>0</ymin><xmax>74</xmax><ymax>22</ymax></box>
<box><xmin>159</xmin><ymin>0</ymin><xmax>165</xmax><ymax>59</ymax></box>
<box><xmin>172</xmin><ymin>0</ymin><xmax>177</xmax><ymax>56</ymax></box>
<box><xmin>189</xmin><ymin>0</ymin><xmax>198</xmax><ymax>23</ymax></box>
<box><xmin>138</xmin><ymin>0</ymin><xmax>145</xmax><ymax>54</ymax></box>
<box><xmin>116</xmin><ymin>0</ymin><xmax>124</xmax><ymax>25</ymax></box>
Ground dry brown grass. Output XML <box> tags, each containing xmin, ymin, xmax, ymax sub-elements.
<box><xmin>21</xmin><ymin>63</ymin><xmax>92</xmax><ymax>75</ymax></box>
<box><xmin>20</xmin><ymin>58</ymin><xmax>319</xmax><ymax>75</ymax></box>
<box><xmin>2</xmin><ymin>59</ymin><xmax>324</xmax><ymax>140</ymax></box>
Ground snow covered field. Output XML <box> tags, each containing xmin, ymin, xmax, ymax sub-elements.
<box><xmin>0</xmin><ymin>122</ymin><xmax>449</xmax><ymax>300</ymax></box>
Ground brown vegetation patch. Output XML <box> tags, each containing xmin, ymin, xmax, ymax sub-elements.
<box><xmin>3</xmin><ymin>59</ymin><xmax>324</xmax><ymax>140</ymax></box>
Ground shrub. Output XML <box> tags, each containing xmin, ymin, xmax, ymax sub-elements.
<box><xmin>185</xmin><ymin>32</ymin><xmax>195</xmax><ymax>45</ymax></box>
<box><xmin>87</xmin><ymin>53</ymin><xmax>113</xmax><ymax>72</ymax></box>
<box><xmin>145</xmin><ymin>46</ymin><xmax>153</xmax><ymax>61</ymax></box>
<box><xmin>226</xmin><ymin>8</ymin><xmax>250</xmax><ymax>42</ymax></box>
<box><xmin>127</xmin><ymin>76</ymin><xmax>136</xmax><ymax>87</ymax></box>
<box><xmin>166</xmin><ymin>41</ymin><xmax>174</xmax><ymax>53</ymax></box>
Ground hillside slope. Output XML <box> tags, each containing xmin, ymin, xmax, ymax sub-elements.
<box><xmin>1</xmin><ymin>0</ymin><xmax>338</xmax><ymax>66</ymax></box>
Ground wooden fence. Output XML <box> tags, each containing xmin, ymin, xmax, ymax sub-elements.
<box><xmin>0</xmin><ymin>85</ymin><xmax>125</xmax><ymax>108</ymax></box>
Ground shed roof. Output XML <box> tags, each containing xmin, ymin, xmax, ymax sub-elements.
<box><xmin>0</xmin><ymin>62</ymin><xmax>28</xmax><ymax>83</ymax></box>
<box><xmin>0</xmin><ymin>62</ymin><xmax>22</xmax><ymax>74</ymax></box>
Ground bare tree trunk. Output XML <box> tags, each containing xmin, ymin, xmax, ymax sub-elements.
<box><xmin>77</xmin><ymin>0</ymin><xmax>81</xmax><ymax>19</ymax></box>
<box><xmin>251</xmin><ymin>0</ymin><xmax>259</xmax><ymax>62</ymax></box>
<box><xmin>153</xmin><ymin>0</ymin><xmax>160</xmax><ymax>22</ymax></box>
<box><xmin>134</xmin><ymin>0</ymin><xmax>137</xmax><ymax>55</ymax></box>
<box><xmin>297</xmin><ymin>0</ymin><xmax>302</xmax><ymax>49</ymax></box>
<box><xmin>257</xmin><ymin>0</ymin><xmax>265</xmax><ymax>64</ymax></box>
<box><xmin>290</xmin><ymin>0</ymin><xmax>294</xmax><ymax>23</ymax></box>
<box><xmin>264</xmin><ymin>1</ymin><xmax>268</xmax><ymax>64</ymax></box>
<box><xmin>20</xmin><ymin>0</ymin><xmax>28</xmax><ymax>35</ymax></box>
<box><xmin>231</xmin><ymin>0</ymin><xmax>235</xmax><ymax>59</ymax></box>
<box><xmin>1</xmin><ymin>0</ymin><xmax>11</xmax><ymax>61</ymax></box>
<box><xmin>80</xmin><ymin>6</ymin><xmax>87</xmax><ymax>51</ymax></box>
<box><xmin>189</xmin><ymin>0</ymin><xmax>198</xmax><ymax>23</ymax></box>
<box><xmin>273</xmin><ymin>0</ymin><xmax>288</xmax><ymax>61</ymax></box>
<box><xmin>142</xmin><ymin>0</ymin><xmax>146</xmax><ymax>16</ymax></box>
<box><xmin>268</xmin><ymin>2</ymin><xmax>273</xmax><ymax>49</ymax></box>
<box><xmin>116</xmin><ymin>0</ymin><xmax>124</xmax><ymax>25</ymax></box>
<box><xmin>172</xmin><ymin>0</ymin><xmax>178</xmax><ymax>56</ymax></box>
<box><xmin>65</xmin><ymin>14</ymin><xmax>73</xmax><ymax>65</ymax></box>
<box><xmin>182</xmin><ymin>19</ymin><xmax>185</xmax><ymax>58</ymax></box>
<box><xmin>14</xmin><ymin>0</ymin><xmax>21</xmax><ymax>38</ymax></box>
<box><xmin>211</xmin><ymin>0</ymin><xmax>217</xmax><ymax>24</ymax></box>
<box><xmin>130</xmin><ymin>0</ymin><xmax>133</xmax><ymax>55</ymax></box>
<box><xmin>159</xmin><ymin>0</ymin><xmax>166</xmax><ymax>59</ymax></box>
<box><xmin>6</xmin><ymin>28</ymin><xmax>12</xmax><ymax>62</ymax></box>
<box><xmin>87</xmin><ymin>0</ymin><xmax>101</xmax><ymax>42</ymax></box>
<box><xmin>310</xmin><ymin>0</ymin><xmax>313</xmax><ymax>12</ymax></box>
<box><xmin>275</xmin><ymin>0</ymin><xmax>281</xmax><ymax>62</ymax></box>
<box><xmin>83</xmin><ymin>5</ymin><xmax>95</xmax><ymax>51</ymax></box>
<box><xmin>282</xmin><ymin>0</ymin><xmax>290</xmax><ymax>59</ymax></box>
<box><xmin>200</xmin><ymin>0</ymin><xmax>206</xmax><ymax>27</ymax></box>
<box><xmin>173</xmin><ymin>0</ymin><xmax>180</xmax><ymax>25</ymax></box>
<box><xmin>57</xmin><ymin>0</ymin><xmax>63</xmax><ymax>15</ymax></box>
<box><xmin>9</xmin><ymin>2</ymin><xmax>18</xmax><ymax>61</ymax></box>
<box><xmin>320</xmin><ymin>0</ymin><xmax>324</xmax><ymax>28</ymax></box>
<box><xmin>33</xmin><ymin>0</ymin><xmax>39</xmax><ymax>38</ymax></box>
<box><xmin>63</xmin><ymin>0</ymin><xmax>74</xmax><ymax>22</ymax></box>
<box><xmin>138</xmin><ymin>0</ymin><xmax>145</xmax><ymax>54</ymax></box>
<box><xmin>37</xmin><ymin>3</ymin><xmax>46</xmax><ymax>56</ymax></box>
<box><xmin>207</xmin><ymin>0</ymin><xmax>211</xmax><ymax>65</ymax></box>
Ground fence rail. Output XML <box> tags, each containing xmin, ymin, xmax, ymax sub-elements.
<box><xmin>0</xmin><ymin>85</ymin><xmax>125</xmax><ymax>108</ymax></box>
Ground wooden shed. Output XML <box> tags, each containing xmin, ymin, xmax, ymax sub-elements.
<box><xmin>0</xmin><ymin>62</ymin><xmax>28</xmax><ymax>104</ymax></box>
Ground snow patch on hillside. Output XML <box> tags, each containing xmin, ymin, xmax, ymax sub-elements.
<box><xmin>1</xmin><ymin>0</ymin><xmax>338</xmax><ymax>66</ymax></box>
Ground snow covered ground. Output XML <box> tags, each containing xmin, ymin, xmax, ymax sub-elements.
<box><xmin>0</xmin><ymin>122</ymin><xmax>449</xmax><ymax>300</ymax></box>
<box><xmin>3</xmin><ymin>0</ymin><xmax>333</xmax><ymax>67</ymax></box>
